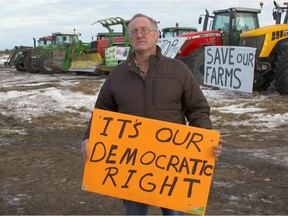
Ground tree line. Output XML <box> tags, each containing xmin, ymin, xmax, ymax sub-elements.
<box><xmin>0</xmin><ymin>49</ymin><xmax>12</xmax><ymax>55</ymax></box>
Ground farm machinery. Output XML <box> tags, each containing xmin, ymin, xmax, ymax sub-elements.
<box><xmin>161</xmin><ymin>24</ymin><xmax>197</xmax><ymax>38</ymax></box>
<box><xmin>7</xmin><ymin>1</ymin><xmax>286</xmax><ymax>94</ymax></box>
<box><xmin>4</xmin><ymin>45</ymin><xmax>33</xmax><ymax>71</ymax></box>
<box><xmin>70</xmin><ymin>17</ymin><xmax>199</xmax><ymax>74</ymax></box>
<box><xmin>69</xmin><ymin>17</ymin><xmax>130</xmax><ymax>74</ymax></box>
<box><xmin>24</xmin><ymin>36</ymin><xmax>53</xmax><ymax>73</ymax></box>
<box><xmin>35</xmin><ymin>31</ymin><xmax>91</xmax><ymax>73</ymax></box>
<box><xmin>173</xmin><ymin>6</ymin><xmax>261</xmax><ymax>84</ymax></box>
<box><xmin>239</xmin><ymin>1</ymin><xmax>288</xmax><ymax>94</ymax></box>
<box><xmin>172</xmin><ymin>1</ymin><xmax>288</xmax><ymax>94</ymax></box>
<box><xmin>5</xmin><ymin>36</ymin><xmax>53</xmax><ymax>73</ymax></box>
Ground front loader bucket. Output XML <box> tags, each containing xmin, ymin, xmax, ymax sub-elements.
<box><xmin>69</xmin><ymin>53</ymin><xmax>102</xmax><ymax>72</ymax></box>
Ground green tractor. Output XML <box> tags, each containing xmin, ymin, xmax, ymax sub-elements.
<box><xmin>69</xmin><ymin>17</ymin><xmax>130</xmax><ymax>74</ymax></box>
<box><xmin>161</xmin><ymin>24</ymin><xmax>197</xmax><ymax>38</ymax></box>
<box><xmin>37</xmin><ymin>31</ymin><xmax>91</xmax><ymax>73</ymax></box>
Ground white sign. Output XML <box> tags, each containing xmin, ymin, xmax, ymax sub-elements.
<box><xmin>114</xmin><ymin>47</ymin><xmax>130</xmax><ymax>60</ymax></box>
<box><xmin>157</xmin><ymin>37</ymin><xmax>187</xmax><ymax>58</ymax></box>
<box><xmin>105</xmin><ymin>46</ymin><xmax>130</xmax><ymax>66</ymax></box>
<box><xmin>204</xmin><ymin>46</ymin><xmax>256</xmax><ymax>93</ymax></box>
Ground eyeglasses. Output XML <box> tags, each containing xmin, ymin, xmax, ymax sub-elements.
<box><xmin>129</xmin><ymin>26</ymin><xmax>158</xmax><ymax>37</ymax></box>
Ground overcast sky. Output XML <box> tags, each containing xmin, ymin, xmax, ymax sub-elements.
<box><xmin>0</xmin><ymin>0</ymin><xmax>280</xmax><ymax>50</ymax></box>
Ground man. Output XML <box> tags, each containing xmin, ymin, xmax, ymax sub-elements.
<box><xmin>81</xmin><ymin>13</ymin><xmax>223</xmax><ymax>215</ymax></box>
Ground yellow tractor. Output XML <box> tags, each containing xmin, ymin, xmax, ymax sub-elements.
<box><xmin>240</xmin><ymin>1</ymin><xmax>288</xmax><ymax>94</ymax></box>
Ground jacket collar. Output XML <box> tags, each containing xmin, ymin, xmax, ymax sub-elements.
<box><xmin>128</xmin><ymin>45</ymin><xmax>163</xmax><ymax>67</ymax></box>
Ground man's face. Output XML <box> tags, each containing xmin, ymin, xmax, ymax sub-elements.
<box><xmin>128</xmin><ymin>17</ymin><xmax>159</xmax><ymax>53</ymax></box>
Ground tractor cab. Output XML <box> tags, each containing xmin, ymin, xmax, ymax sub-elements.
<box><xmin>199</xmin><ymin>7</ymin><xmax>261</xmax><ymax>45</ymax></box>
<box><xmin>52</xmin><ymin>32</ymin><xmax>80</xmax><ymax>47</ymax></box>
<box><xmin>161</xmin><ymin>24</ymin><xmax>197</xmax><ymax>38</ymax></box>
<box><xmin>37</xmin><ymin>36</ymin><xmax>53</xmax><ymax>46</ymax></box>
<box><xmin>273</xmin><ymin>0</ymin><xmax>288</xmax><ymax>24</ymax></box>
<box><xmin>96</xmin><ymin>32</ymin><xmax>123</xmax><ymax>40</ymax></box>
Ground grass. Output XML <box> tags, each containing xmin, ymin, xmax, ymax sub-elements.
<box><xmin>0</xmin><ymin>84</ymin><xmax>59</xmax><ymax>92</ymax></box>
<box><xmin>0</xmin><ymin>79</ymin><xmax>102</xmax><ymax>96</ymax></box>
<box><xmin>257</xmin><ymin>95</ymin><xmax>288</xmax><ymax>114</ymax></box>
<box><xmin>31</xmin><ymin>111</ymin><xmax>86</xmax><ymax>128</ymax></box>
<box><xmin>69</xmin><ymin>81</ymin><xmax>101</xmax><ymax>95</ymax></box>
<box><xmin>210</xmin><ymin>94</ymin><xmax>288</xmax><ymax>136</ymax></box>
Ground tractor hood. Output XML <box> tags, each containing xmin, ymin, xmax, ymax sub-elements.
<box><xmin>240</xmin><ymin>24</ymin><xmax>288</xmax><ymax>57</ymax></box>
<box><xmin>177</xmin><ymin>30</ymin><xmax>221</xmax><ymax>39</ymax></box>
<box><xmin>241</xmin><ymin>24</ymin><xmax>288</xmax><ymax>37</ymax></box>
<box><xmin>175</xmin><ymin>30</ymin><xmax>222</xmax><ymax>57</ymax></box>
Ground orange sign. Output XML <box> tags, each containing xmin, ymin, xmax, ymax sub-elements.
<box><xmin>82</xmin><ymin>109</ymin><xmax>220</xmax><ymax>215</ymax></box>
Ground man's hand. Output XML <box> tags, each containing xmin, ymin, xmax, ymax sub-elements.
<box><xmin>81</xmin><ymin>139</ymin><xmax>89</xmax><ymax>161</ymax></box>
<box><xmin>213</xmin><ymin>139</ymin><xmax>225</xmax><ymax>161</ymax></box>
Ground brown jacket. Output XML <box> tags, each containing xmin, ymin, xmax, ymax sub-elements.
<box><xmin>83</xmin><ymin>47</ymin><xmax>212</xmax><ymax>140</ymax></box>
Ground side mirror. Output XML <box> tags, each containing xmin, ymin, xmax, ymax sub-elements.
<box><xmin>198</xmin><ymin>16</ymin><xmax>203</xmax><ymax>24</ymax></box>
<box><xmin>273</xmin><ymin>11</ymin><xmax>277</xmax><ymax>20</ymax></box>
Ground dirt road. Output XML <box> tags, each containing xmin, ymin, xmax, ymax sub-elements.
<box><xmin>0</xmin><ymin>67</ymin><xmax>287</xmax><ymax>215</ymax></box>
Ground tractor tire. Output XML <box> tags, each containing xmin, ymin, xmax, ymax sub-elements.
<box><xmin>24</xmin><ymin>56</ymin><xmax>39</xmax><ymax>73</ymax></box>
<box><xmin>15</xmin><ymin>58</ymin><xmax>26</xmax><ymax>72</ymax></box>
<box><xmin>38</xmin><ymin>57</ymin><xmax>53</xmax><ymax>74</ymax></box>
<box><xmin>253</xmin><ymin>76</ymin><xmax>272</xmax><ymax>91</ymax></box>
<box><xmin>273</xmin><ymin>51</ymin><xmax>288</xmax><ymax>94</ymax></box>
<box><xmin>187</xmin><ymin>49</ymin><xmax>205</xmax><ymax>85</ymax></box>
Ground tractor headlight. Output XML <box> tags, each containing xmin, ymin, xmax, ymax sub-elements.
<box><xmin>256</xmin><ymin>61</ymin><xmax>271</xmax><ymax>74</ymax></box>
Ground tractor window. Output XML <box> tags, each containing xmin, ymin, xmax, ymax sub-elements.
<box><xmin>38</xmin><ymin>40</ymin><xmax>52</xmax><ymax>46</ymax></box>
<box><xmin>55</xmin><ymin>35</ymin><xmax>79</xmax><ymax>45</ymax></box>
<box><xmin>213</xmin><ymin>12</ymin><xmax>230</xmax><ymax>31</ymax></box>
<box><xmin>55</xmin><ymin>36</ymin><xmax>66</xmax><ymax>45</ymax></box>
<box><xmin>38</xmin><ymin>40</ymin><xmax>45</xmax><ymax>46</ymax></box>
<box><xmin>65</xmin><ymin>36</ymin><xmax>73</xmax><ymax>44</ymax></box>
<box><xmin>213</xmin><ymin>12</ymin><xmax>231</xmax><ymax>45</ymax></box>
<box><xmin>162</xmin><ymin>29</ymin><xmax>196</xmax><ymax>38</ymax></box>
<box><xmin>71</xmin><ymin>35</ymin><xmax>79</xmax><ymax>43</ymax></box>
<box><xmin>178</xmin><ymin>30</ymin><xmax>196</xmax><ymax>35</ymax></box>
<box><xmin>235</xmin><ymin>13</ymin><xmax>259</xmax><ymax>32</ymax></box>
<box><xmin>46</xmin><ymin>40</ymin><xmax>52</xmax><ymax>45</ymax></box>
<box><xmin>163</xmin><ymin>31</ymin><xmax>175</xmax><ymax>38</ymax></box>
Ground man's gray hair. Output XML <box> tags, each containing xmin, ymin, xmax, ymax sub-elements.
<box><xmin>129</xmin><ymin>13</ymin><xmax>159</xmax><ymax>31</ymax></box>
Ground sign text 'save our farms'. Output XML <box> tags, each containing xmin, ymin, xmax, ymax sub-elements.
<box><xmin>204</xmin><ymin>46</ymin><xmax>256</xmax><ymax>93</ymax></box>
<box><xmin>82</xmin><ymin>109</ymin><xmax>220</xmax><ymax>215</ymax></box>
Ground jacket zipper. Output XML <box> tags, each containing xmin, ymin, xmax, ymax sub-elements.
<box><xmin>134</xmin><ymin>68</ymin><xmax>147</xmax><ymax>117</ymax></box>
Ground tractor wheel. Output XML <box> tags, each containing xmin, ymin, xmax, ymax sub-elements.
<box><xmin>253</xmin><ymin>76</ymin><xmax>272</xmax><ymax>91</ymax></box>
<box><xmin>187</xmin><ymin>49</ymin><xmax>205</xmax><ymax>85</ymax></box>
<box><xmin>15</xmin><ymin>58</ymin><xmax>26</xmax><ymax>72</ymax></box>
<box><xmin>38</xmin><ymin>57</ymin><xmax>53</xmax><ymax>74</ymax></box>
<box><xmin>273</xmin><ymin>51</ymin><xmax>288</xmax><ymax>94</ymax></box>
<box><xmin>24</xmin><ymin>56</ymin><xmax>39</xmax><ymax>73</ymax></box>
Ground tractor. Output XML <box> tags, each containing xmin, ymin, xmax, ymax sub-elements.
<box><xmin>239</xmin><ymin>1</ymin><xmax>288</xmax><ymax>94</ymax></box>
<box><xmin>69</xmin><ymin>17</ymin><xmax>197</xmax><ymax>74</ymax></box>
<box><xmin>5</xmin><ymin>37</ymin><xmax>49</xmax><ymax>72</ymax></box>
<box><xmin>37</xmin><ymin>31</ymin><xmax>91</xmax><ymax>73</ymax></box>
<box><xmin>175</xmin><ymin>6</ymin><xmax>261</xmax><ymax>84</ymax></box>
<box><xmin>183</xmin><ymin>1</ymin><xmax>288</xmax><ymax>94</ymax></box>
<box><xmin>4</xmin><ymin>45</ymin><xmax>33</xmax><ymax>71</ymax></box>
<box><xmin>69</xmin><ymin>17</ymin><xmax>130</xmax><ymax>74</ymax></box>
<box><xmin>161</xmin><ymin>24</ymin><xmax>197</xmax><ymax>38</ymax></box>
<box><xmin>24</xmin><ymin>36</ymin><xmax>53</xmax><ymax>73</ymax></box>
